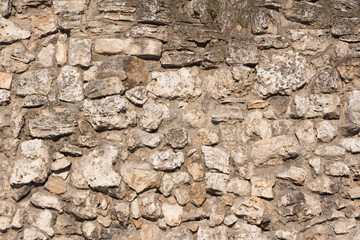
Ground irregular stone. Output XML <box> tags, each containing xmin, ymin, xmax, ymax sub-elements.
<box><xmin>197</xmin><ymin>225</ymin><xmax>228</xmax><ymax>240</ymax></box>
<box><xmin>307</xmin><ymin>176</ymin><xmax>339</xmax><ymax>194</ymax></box>
<box><xmin>185</xmin><ymin>157</ymin><xmax>205</xmax><ymax>182</ymax></box>
<box><xmin>251</xmin><ymin>177</ymin><xmax>275</xmax><ymax>199</ymax></box>
<box><xmin>23</xmin><ymin>95</ymin><xmax>47</xmax><ymax>108</ymax></box>
<box><xmin>10</xmin><ymin>44</ymin><xmax>35</xmax><ymax>64</ymax></box>
<box><xmin>27</xmin><ymin>208</ymin><xmax>57</xmax><ymax>236</ymax></box>
<box><xmin>211</xmin><ymin>104</ymin><xmax>244</xmax><ymax>123</ymax></box>
<box><xmin>325</xmin><ymin>162</ymin><xmax>350</xmax><ymax>177</ymax></box>
<box><xmin>125</xmin><ymin>24</ymin><xmax>170</xmax><ymax>42</ymax></box>
<box><xmin>15</xmin><ymin>69</ymin><xmax>52</xmax><ymax>97</ymax></box>
<box><xmin>0</xmin><ymin>72</ymin><xmax>12</xmax><ymax>89</ymax></box>
<box><xmin>203</xmin><ymin>43</ymin><xmax>226</xmax><ymax>68</ymax></box>
<box><xmin>226</xmin><ymin>178</ymin><xmax>251</xmax><ymax>196</ymax></box>
<box><xmin>348</xmin><ymin>91</ymin><xmax>360</xmax><ymax>124</ymax></box>
<box><xmin>224</xmin><ymin>214</ymin><xmax>238</xmax><ymax>226</ymax></box>
<box><xmin>255</xmin><ymin>50</ymin><xmax>316</xmax><ymax>98</ymax></box>
<box><xmin>0</xmin><ymin>89</ymin><xmax>10</xmax><ymax>105</ymax></box>
<box><xmin>140</xmin><ymin>223</ymin><xmax>163</xmax><ymax>240</ymax></box>
<box><xmin>59</xmin><ymin>144</ymin><xmax>82</xmax><ymax>157</ymax></box>
<box><xmin>12</xmin><ymin>186</ymin><xmax>31</xmax><ymax>202</ymax></box>
<box><xmin>30</xmin><ymin>189</ymin><xmax>63</xmax><ymax>212</ymax></box>
<box><xmin>275</xmin><ymin>229</ymin><xmax>298</xmax><ymax>240</ymax></box>
<box><xmin>31</xmin><ymin>11</ymin><xmax>57</xmax><ymax>38</ymax></box>
<box><xmin>138</xmin><ymin>0</ymin><xmax>171</xmax><ymax>24</ymax></box>
<box><xmin>151</xmin><ymin>149</ymin><xmax>184</xmax><ymax>171</ymax></box>
<box><xmin>71</xmin><ymin>145</ymin><xmax>122</xmax><ymax>189</ymax></box>
<box><xmin>271</xmin><ymin>119</ymin><xmax>294</xmax><ymax>136</ymax></box>
<box><xmin>140</xmin><ymin>99</ymin><xmax>169</xmax><ymax>132</ymax></box>
<box><xmin>251</xmin><ymin>135</ymin><xmax>299</xmax><ymax>166</ymax></box>
<box><xmin>57</xmin><ymin>66</ymin><xmax>83</xmax><ymax>102</ymax></box>
<box><xmin>10</xmin><ymin>139</ymin><xmax>50</xmax><ymax>186</ymax></box>
<box><xmin>127</xmin><ymin>129</ymin><xmax>163</xmax><ymax>150</ymax></box>
<box><xmin>162</xmin><ymin>202</ymin><xmax>183</xmax><ymax>227</ymax></box>
<box><xmin>94</xmin><ymin>38</ymin><xmax>162</xmax><ymax>59</ymax></box>
<box><xmin>316</xmin><ymin>121</ymin><xmax>338</xmax><ymax>143</ymax></box>
<box><xmin>340</xmin><ymin>138</ymin><xmax>360</xmax><ymax>153</ymax></box>
<box><xmin>84</xmin><ymin>77</ymin><xmax>125</xmax><ymax>99</ymax></box>
<box><xmin>340</xmin><ymin>124</ymin><xmax>360</xmax><ymax>137</ymax></box>
<box><xmin>247</xmin><ymin>100</ymin><xmax>268</xmax><ymax>110</ymax></box>
<box><xmin>209</xmin><ymin>198</ymin><xmax>226</xmax><ymax>227</ymax></box>
<box><xmin>284</xmin><ymin>2</ymin><xmax>330</xmax><ymax>25</ymax></box>
<box><xmin>205</xmin><ymin>172</ymin><xmax>229</xmax><ymax>195</ymax></box>
<box><xmin>0</xmin><ymin>0</ymin><xmax>11</xmax><ymax>17</ymax></box>
<box><xmin>198</xmin><ymin>128</ymin><xmax>220</xmax><ymax>146</ymax></box>
<box><xmin>231</xmin><ymin>196</ymin><xmax>266</xmax><ymax>225</ymax></box>
<box><xmin>0</xmin><ymin>17</ymin><xmax>31</xmax><ymax>43</ymax></box>
<box><xmin>251</xmin><ymin>11</ymin><xmax>268</xmax><ymax>34</ymax></box>
<box><xmin>333</xmin><ymin>218</ymin><xmax>357</xmax><ymax>234</ymax></box>
<box><xmin>174</xmin><ymin>186</ymin><xmax>190</xmax><ymax>206</ymax></box>
<box><xmin>83</xmin><ymin>96</ymin><xmax>136</xmax><ymax>131</ymax></box>
<box><xmin>226</xmin><ymin>42</ymin><xmax>258</xmax><ymax>67</ymax></box>
<box><xmin>148</xmin><ymin>67</ymin><xmax>202</xmax><ymax>100</ymax></box>
<box><xmin>160</xmin><ymin>50</ymin><xmax>202</xmax><ymax>68</ymax></box>
<box><xmin>44</xmin><ymin>177</ymin><xmax>67</xmax><ymax>195</ymax></box>
<box><xmin>160</xmin><ymin>171</ymin><xmax>191</xmax><ymax>197</ymax></box>
<box><xmin>82</xmin><ymin>221</ymin><xmax>101</xmax><ymax>239</ymax></box>
<box><xmin>290</xmin><ymin>29</ymin><xmax>330</xmax><ymax>55</ymax></box>
<box><xmin>254</xmin><ymin>35</ymin><xmax>289</xmax><ymax>49</ymax></box>
<box><xmin>56</xmin><ymin>33</ymin><xmax>68</xmax><ymax>66</ymax></box>
<box><xmin>63</xmin><ymin>189</ymin><xmax>98</xmax><ymax>220</ymax></box>
<box><xmin>309</xmin><ymin>157</ymin><xmax>322</xmax><ymax>175</ymax></box>
<box><xmin>287</xmin><ymin>94</ymin><xmax>341</xmax><ymax>119</ymax></box>
<box><xmin>242</xmin><ymin>110</ymin><xmax>272</xmax><ymax>142</ymax></box>
<box><xmin>113</xmin><ymin>201</ymin><xmax>130</xmax><ymax>226</ymax></box>
<box><xmin>29</xmin><ymin>111</ymin><xmax>77</xmax><ymax>138</ymax></box>
<box><xmin>202</xmin><ymin>146</ymin><xmax>230</xmax><ymax>174</ymax></box>
<box><xmin>36</xmin><ymin>45</ymin><xmax>55</xmax><ymax>67</ymax></box>
<box><xmin>315</xmin><ymin>67</ymin><xmax>340</xmax><ymax>94</ymax></box>
<box><xmin>23</xmin><ymin>227</ymin><xmax>47</xmax><ymax>240</ymax></box>
<box><xmin>138</xmin><ymin>192</ymin><xmax>162</xmax><ymax>221</ymax></box>
<box><xmin>331</xmin><ymin>18</ymin><xmax>360</xmax><ymax>37</ymax></box>
<box><xmin>276</xmin><ymin>166</ymin><xmax>307</xmax><ymax>185</ymax></box>
<box><xmin>53</xmin><ymin>0</ymin><xmax>87</xmax><ymax>14</ymax></box>
<box><xmin>121</xmin><ymin>161</ymin><xmax>162</xmax><ymax>193</ymax></box>
<box><xmin>126</xmin><ymin>86</ymin><xmax>148</xmax><ymax>106</ymax></box>
<box><xmin>54</xmin><ymin>212</ymin><xmax>81</xmax><ymax>236</ymax></box>
<box><xmin>166</xmin><ymin>128</ymin><xmax>188</xmax><ymax>149</ymax></box>
<box><xmin>314</xmin><ymin>145</ymin><xmax>345</xmax><ymax>159</ymax></box>
<box><xmin>68</xmin><ymin>38</ymin><xmax>91</xmax><ymax>67</ymax></box>
<box><xmin>349</xmin><ymin>187</ymin><xmax>360</xmax><ymax>199</ymax></box>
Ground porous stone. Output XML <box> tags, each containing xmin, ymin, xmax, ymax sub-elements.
<box><xmin>0</xmin><ymin>89</ymin><xmax>10</xmax><ymax>105</ymax></box>
<box><xmin>166</xmin><ymin>128</ymin><xmax>188</xmax><ymax>149</ymax></box>
<box><xmin>276</xmin><ymin>166</ymin><xmax>307</xmax><ymax>185</ymax></box>
<box><xmin>160</xmin><ymin>50</ymin><xmax>202</xmax><ymax>68</ymax></box>
<box><xmin>255</xmin><ymin>50</ymin><xmax>316</xmax><ymax>98</ymax></box>
<box><xmin>290</xmin><ymin>29</ymin><xmax>330</xmax><ymax>55</ymax></box>
<box><xmin>197</xmin><ymin>225</ymin><xmax>228</xmax><ymax>240</ymax></box>
<box><xmin>126</xmin><ymin>86</ymin><xmax>148</xmax><ymax>106</ymax></box>
<box><xmin>226</xmin><ymin>41</ymin><xmax>259</xmax><ymax>66</ymax></box>
<box><xmin>140</xmin><ymin>99</ymin><xmax>169</xmax><ymax>132</ymax></box>
<box><xmin>231</xmin><ymin>196</ymin><xmax>266</xmax><ymax>225</ymax></box>
<box><xmin>315</xmin><ymin>67</ymin><xmax>340</xmax><ymax>93</ymax></box>
<box><xmin>16</xmin><ymin>69</ymin><xmax>52</xmax><ymax>97</ymax></box>
<box><xmin>250</xmin><ymin>177</ymin><xmax>275</xmax><ymax>199</ymax></box>
<box><xmin>162</xmin><ymin>202</ymin><xmax>183</xmax><ymax>227</ymax></box>
<box><xmin>202</xmin><ymin>146</ymin><xmax>230</xmax><ymax>174</ymax></box>
<box><xmin>68</xmin><ymin>38</ymin><xmax>92</xmax><ymax>67</ymax></box>
<box><xmin>22</xmin><ymin>95</ymin><xmax>47</xmax><ymax>108</ymax></box>
<box><xmin>138</xmin><ymin>192</ymin><xmax>162</xmax><ymax>221</ymax></box>
<box><xmin>30</xmin><ymin>189</ymin><xmax>63</xmax><ymax>212</ymax></box>
<box><xmin>151</xmin><ymin>149</ymin><xmax>184</xmax><ymax>171</ymax></box>
<box><xmin>307</xmin><ymin>175</ymin><xmax>339</xmax><ymax>194</ymax></box>
<box><xmin>53</xmin><ymin>0</ymin><xmax>87</xmax><ymax>14</ymax></box>
<box><xmin>160</xmin><ymin>171</ymin><xmax>191</xmax><ymax>197</ymax></box>
<box><xmin>0</xmin><ymin>17</ymin><xmax>31</xmax><ymax>43</ymax></box>
<box><xmin>211</xmin><ymin>105</ymin><xmax>244</xmax><ymax>123</ymax></box>
<box><xmin>205</xmin><ymin>172</ymin><xmax>229</xmax><ymax>195</ymax></box>
<box><xmin>325</xmin><ymin>162</ymin><xmax>350</xmax><ymax>177</ymax></box>
<box><xmin>226</xmin><ymin>178</ymin><xmax>251</xmax><ymax>196</ymax></box>
<box><xmin>27</xmin><ymin>208</ymin><xmax>57</xmax><ymax>236</ymax></box>
<box><xmin>314</xmin><ymin>145</ymin><xmax>346</xmax><ymax>159</ymax></box>
<box><xmin>57</xmin><ymin>66</ymin><xmax>83</xmax><ymax>102</ymax></box>
<box><xmin>251</xmin><ymin>11</ymin><xmax>268</xmax><ymax>35</ymax></box>
<box><xmin>84</xmin><ymin>77</ymin><xmax>125</xmax><ymax>99</ymax></box>
<box><xmin>316</xmin><ymin>121</ymin><xmax>338</xmax><ymax>143</ymax></box>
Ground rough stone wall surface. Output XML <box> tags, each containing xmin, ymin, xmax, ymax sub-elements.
<box><xmin>0</xmin><ymin>0</ymin><xmax>360</xmax><ymax>239</ymax></box>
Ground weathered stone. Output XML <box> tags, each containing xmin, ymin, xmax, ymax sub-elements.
<box><xmin>125</xmin><ymin>24</ymin><xmax>170</xmax><ymax>42</ymax></box>
<box><xmin>198</xmin><ymin>128</ymin><xmax>220</xmax><ymax>146</ymax></box>
<box><xmin>349</xmin><ymin>187</ymin><xmax>360</xmax><ymax>199</ymax></box>
<box><xmin>160</xmin><ymin>171</ymin><xmax>191</xmax><ymax>197</ymax></box>
<box><xmin>284</xmin><ymin>2</ymin><xmax>330</xmax><ymax>26</ymax></box>
<box><xmin>81</xmin><ymin>221</ymin><xmax>101</xmax><ymax>239</ymax></box>
<box><xmin>160</xmin><ymin>50</ymin><xmax>202</xmax><ymax>68</ymax></box>
<box><xmin>251</xmin><ymin>11</ymin><xmax>268</xmax><ymax>35</ymax></box>
<box><xmin>332</xmin><ymin>18</ymin><xmax>360</xmax><ymax>37</ymax></box>
<box><xmin>290</xmin><ymin>29</ymin><xmax>330</xmax><ymax>55</ymax></box>
<box><xmin>325</xmin><ymin>162</ymin><xmax>350</xmax><ymax>177</ymax></box>
<box><xmin>287</xmin><ymin>94</ymin><xmax>341</xmax><ymax>119</ymax></box>
<box><xmin>202</xmin><ymin>146</ymin><xmax>230</xmax><ymax>174</ymax></box>
<box><xmin>231</xmin><ymin>196</ymin><xmax>265</xmax><ymax>225</ymax></box>
<box><xmin>44</xmin><ymin>177</ymin><xmax>67</xmax><ymax>195</ymax></box>
<box><xmin>203</xmin><ymin>43</ymin><xmax>227</xmax><ymax>68</ymax></box>
<box><xmin>71</xmin><ymin>145</ymin><xmax>122</xmax><ymax>189</ymax></box>
<box><xmin>226</xmin><ymin>178</ymin><xmax>251</xmax><ymax>196</ymax></box>
<box><xmin>16</xmin><ymin>69</ymin><xmax>52</xmax><ymax>97</ymax></box>
<box><xmin>277</xmin><ymin>166</ymin><xmax>307</xmax><ymax>185</ymax></box>
<box><xmin>162</xmin><ymin>202</ymin><xmax>183</xmax><ymax>227</ymax></box>
<box><xmin>10</xmin><ymin>44</ymin><xmax>35</xmax><ymax>64</ymax></box>
<box><xmin>68</xmin><ymin>38</ymin><xmax>91</xmax><ymax>67</ymax></box>
<box><xmin>307</xmin><ymin>175</ymin><xmax>339</xmax><ymax>194</ymax></box>
<box><xmin>251</xmin><ymin>135</ymin><xmax>299</xmax><ymax>166</ymax></box>
<box><xmin>315</xmin><ymin>67</ymin><xmax>340</xmax><ymax>93</ymax></box>
<box><xmin>340</xmin><ymin>124</ymin><xmax>360</xmax><ymax>137</ymax></box>
<box><xmin>126</xmin><ymin>86</ymin><xmax>148</xmax><ymax>106</ymax></box>
<box><xmin>140</xmin><ymin>99</ymin><xmax>168</xmax><ymax>132</ymax></box>
<box><xmin>36</xmin><ymin>44</ymin><xmax>55</xmax><ymax>68</ymax></box>
<box><xmin>254</xmin><ymin>35</ymin><xmax>289</xmax><ymax>49</ymax></box>
<box><xmin>63</xmin><ymin>189</ymin><xmax>98</xmax><ymax>220</ymax></box>
<box><xmin>174</xmin><ymin>186</ymin><xmax>190</xmax><ymax>206</ymax></box>
<box><xmin>94</xmin><ymin>38</ymin><xmax>162</xmax><ymax>59</ymax></box>
<box><xmin>224</xmin><ymin>214</ymin><xmax>238</xmax><ymax>226</ymax></box>
<box><xmin>121</xmin><ymin>161</ymin><xmax>162</xmax><ymax>193</ymax></box>
<box><xmin>84</xmin><ymin>77</ymin><xmax>125</xmax><ymax>99</ymax></box>
<box><xmin>209</xmin><ymin>198</ymin><xmax>226</xmax><ymax>227</ymax></box>
<box><xmin>0</xmin><ymin>89</ymin><xmax>10</xmax><ymax>105</ymax></box>
<box><xmin>138</xmin><ymin>192</ymin><xmax>162</xmax><ymax>221</ymax></box>
<box><xmin>250</xmin><ymin>177</ymin><xmax>275</xmax><ymax>199</ymax></box>
<box><xmin>57</xmin><ymin>66</ymin><xmax>83</xmax><ymax>102</ymax></box>
<box><xmin>314</xmin><ymin>145</ymin><xmax>346</xmax><ymax>159</ymax></box>
<box><xmin>166</xmin><ymin>128</ymin><xmax>188</xmax><ymax>149</ymax></box>
<box><xmin>10</xmin><ymin>139</ymin><xmax>50</xmax><ymax>186</ymax></box>
<box><xmin>205</xmin><ymin>172</ymin><xmax>229</xmax><ymax>195</ymax></box>
<box><xmin>53</xmin><ymin>0</ymin><xmax>87</xmax><ymax>14</ymax></box>
<box><xmin>0</xmin><ymin>200</ymin><xmax>16</xmax><ymax>231</ymax></box>
<box><xmin>113</xmin><ymin>201</ymin><xmax>130</xmax><ymax>226</ymax></box>
<box><xmin>316</xmin><ymin>121</ymin><xmax>338</xmax><ymax>143</ymax></box>
<box><xmin>22</xmin><ymin>95</ymin><xmax>47</xmax><ymax>108</ymax></box>
<box><xmin>255</xmin><ymin>50</ymin><xmax>316</xmax><ymax>98</ymax></box>
<box><xmin>348</xmin><ymin>91</ymin><xmax>360</xmax><ymax>124</ymax></box>
<box><xmin>0</xmin><ymin>17</ymin><xmax>31</xmax><ymax>43</ymax></box>
<box><xmin>211</xmin><ymin>105</ymin><xmax>244</xmax><ymax>123</ymax></box>
<box><xmin>0</xmin><ymin>72</ymin><xmax>12</xmax><ymax>90</ymax></box>
<box><xmin>151</xmin><ymin>149</ymin><xmax>184</xmax><ymax>171</ymax></box>
<box><xmin>148</xmin><ymin>67</ymin><xmax>202</xmax><ymax>100</ymax></box>
<box><xmin>340</xmin><ymin>138</ymin><xmax>360</xmax><ymax>153</ymax></box>
<box><xmin>29</xmin><ymin>111</ymin><xmax>77</xmax><ymax>138</ymax></box>
<box><xmin>226</xmin><ymin>42</ymin><xmax>259</xmax><ymax>66</ymax></box>
<box><xmin>23</xmin><ymin>227</ymin><xmax>48</xmax><ymax>240</ymax></box>
<box><xmin>197</xmin><ymin>225</ymin><xmax>228</xmax><ymax>240</ymax></box>
<box><xmin>31</xmin><ymin>11</ymin><xmax>57</xmax><ymax>38</ymax></box>
<box><xmin>0</xmin><ymin>0</ymin><xmax>11</xmax><ymax>17</ymax></box>
<box><xmin>271</xmin><ymin>119</ymin><xmax>293</xmax><ymax>137</ymax></box>
<box><xmin>12</xmin><ymin>186</ymin><xmax>31</xmax><ymax>202</ymax></box>
<box><xmin>140</xmin><ymin>223</ymin><xmax>163</xmax><ymax>240</ymax></box>
<box><xmin>27</xmin><ymin>208</ymin><xmax>57</xmax><ymax>236</ymax></box>
<box><xmin>332</xmin><ymin>218</ymin><xmax>357</xmax><ymax>234</ymax></box>
<box><xmin>30</xmin><ymin>189</ymin><xmax>63</xmax><ymax>212</ymax></box>
<box><xmin>242</xmin><ymin>110</ymin><xmax>271</xmax><ymax>142</ymax></box>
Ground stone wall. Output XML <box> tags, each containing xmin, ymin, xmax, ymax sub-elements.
<box><xmin>0</xmin><ymin>0</ymin><xmax>360</xmax><ymax>239</ymax></box>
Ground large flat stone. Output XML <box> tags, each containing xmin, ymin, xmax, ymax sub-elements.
<box><xmin>16</xmin><ymin>69</ymin><xmax>52</xmax><ymax>97</ymax></box>
<box><xmin>0</xmin><ymin>17</ymin><xmax>31</xmax><ymax>43</ymax></box>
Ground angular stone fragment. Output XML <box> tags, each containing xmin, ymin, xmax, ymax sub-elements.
<box><xmin>57</xmin><ymin>65</ymin><xmax>83</xmax><ymax>102</ymax></box>
<box><xmin>71</xmin><ymin>145</ymin><xmax>122</xmax><ymax>189</ymax></box>
<box><xmin>82</xmin><ymin>221</ymin><xmax>101</xmax><ymax>239</ymax></box>
<box><xmin>316</xmin><ymin>121</ymin><xmax>338</xmax><ymax>143</ymax></box>
<box><xmin>205</xmin><ymin>172</ymin><xmax>229</xmax><ymax>195</ymax></box>
<box><xmin>348</xmin><ymin>91</ymin><xmax>360</xmax><ymax>124</ymax></box>
<box><xmin>53</xmin><ymin>0</ymin><xmax>87</xmax><ymax>14</ymax></box>
<box><xmin>0</xmin><ymin>0</ymin><xmax>11</xmax><ymax>17</ymax></box>
<box><xmin>127</xmin><ymin>129</ymin><xmax>163</xmax><ymax>150</ymax></box>
<box><xmin>255</xmin><ymin>51</ymin><xmax>316</xmax><ymax>98</ymax></box>
<box><xmin>314</xmin><ymin>145</ymin><xmax>345</xmax><ymax>159</ymax></box>
<box><xmin>16</xmin><ymin>69</ymin><xmax>52</xmax><ymax>96</ymax></box>
<box><xmin>349</xmin><ymin>187</ymin><xmax>360</xmax><ymax>199</ymax></box>
<box><xmin>56</xmin><ymin>33</ymin><xmax>67</xmax><ymax>66</ymax></box>
<box><xmin>251</xmin><ymin>177</ymin><xmax>275</xmax><ymax>199</ymax></box>
<box><xmin>197</xmin><ymin>225</ymin><xmax>228</xmax><ymax>240</ymax></box>
<box><xmin>121</xmin><ymin>161</ymin><xmax>162</xmax><ymax>193</ymax></box>
<box><xmin>84</xmin><ymin>77</ymin><xmax>125</xmax><ymax>99</ymax></box>
<box><xmin>166</xmin><ymin>128</ymin><xmax>188</xmax><ymax>149</ymax></box>
<box><xmin>202</xmin><ymin>146</ymin><xmax>230</xmax><ymax>174</ymax></box>
<box><xmin>0</xmin><ymin>72</ymin><xmax>12</xmax><ymax>89</ymax></box>
<box><xmin>251</xmin><ymin>135</ymin><xmax>299</xmax><ymax>166</ymax></box>
<box><xmin>29</xmin><ymin>112</ymin><xmax>77</xmax><ymax>138</ymax></box>
<box><xmin>254</xmin><ymin>35</ymin><xmax>289</xmax><ymax>49</ymax></box>
<box><xmin>148</xmin><ymin>67</ymin><xmax>202</xmax><ymax>100</ymax></box>
<box><xmin>63</xmin><ymin>189</ymin><xmax>98</xmax><ymax>220</ymax></box>
<box><xmin>242</xmin><ymin>110</ymin><xmax>271</xmax><ymax>142</ymax></box>
<box><xmin>30</xmin><ymin>190</ymin><xmax>63</xmax><ymax>212</ymax></box>
<box><xmin>231</xmin><ymin>196</ymin><xmax>266</xmax><ymax>225</ymax></box>
<box><xmin>174</xmin><ymin>186</ymin><xmax>190</xmax><ymax>206</ymax></box>
<box><xmin>138</xmin><ymin>0</ymin><xmax>172</xmax><ymax>24</ymax></box>
<box><xmin>251</xmin><ymin>11</ymin><xmax>268</xmax><ymax>34</ymax></box>
<box><xmin>290</xmin><ymin>29</ymin><xmax>330</xmax><ymax>55</ymax></box>
<box><xmin>140</xmin><ymin>99</ymin><xmax>168</xmax><ymax>132</ymax></box>
<box><xmin>284</xmin><ymin>2</ymin><xmax>329</xmax><ymax>25</ymax></box>
<box><xmin>37</xmin><ymin>44</ymin><xmax>55</xmax><ymax>67</ymax></box>
<box><xmin>211</xmin><ymin>105</ymin><xmax>244</xmax><ymax>123</ymax></box>
<box><xmin>0</xmin><ymin>89</ymin><xmax>10</xmax><ymax>105</ymax></box>
<box><xmin>138</xmin><ymin>192</ymin><xmax>162</xmax><ymax>221</ymax></box>
<box><xmin>125</xmin><ymin>24</ymin><xmax>170</xmax><ymax>42</ymax></box>
<box><xmin>94</xmin><ymin>38</ymin><xmax>162</xmax><ymax>59</ymax></box>
<box><xmin>287</xmin><ymin>94</ymin><xmax>341</xmax><ymax>119</ymax></box>
<box><xmin>31</xmin><ymin>11</ymin><xmax>57</xmax><ymax>38</ymax></box>
<box><xmin>198</xmin><ymin>128</ymin><xmax>220</xmax><ymax>146</ymax></box>
<box><xmin>68</xmin><ymin>38</ymin><xmax>91</xmax><ymax>67</ymax></box>
<box><xmin>23</xmin><ymin>228</ymin><xmax>48</xmax><ymax>240</ymax></box>
<box><xmin>151</xmin><ymin>149</ymin><xmax>184</xmax><ymax>171</ymax></box>
<box><xmin>276</xmin><ymin>166</ymin><xmax>307</xmax><ymax>185</ymax></box>
<box><xmin>307</xmin><ymin>176</ymin><xmax>339</xmax><ymax>194</ymax></box>
<box><xmin>44</xmin><ymin>177</ymin><xmax>67</xmax><ymax>195</ymax></box>
<box><xmin>162</xmin><ymin>202</ymin><xmax>183</xmax><ymax>227</ymax></box>
<box><xmin>0</xmin><ymin>17</ymin><xmax>31</xmax><ymax>43</ymax></box>
<box><xmin>126</xmin><ymin>86</ymin><xmax>148</xmax><ymax>105</ymax></box>
<box><xmin>160</xmin><ymin>50</ymin><xmax>202</xmax><ymax>68</ymax></box>
<box><xmin>340</xmin><ymin>138</ymin><xmax>360</xmax><ymax>153</ymax></box>
<box><xmin>325</xmin><ymin>162</ymin><xmax>350</xmax><ymax>177</ymax></box>
<box><xmin>226</xmin><ymin>42</ymin><xmax>259</xmax><ymax>66</ymax></box>
<box><xmin>226</xmin><ymin>178</ymin><xmax>251</xmax><ymax>196</ymax></box>
<box><xmin>340</xmin><ymin>124</ymin><xmax>360</xmax><ymax>137</ymax></box>
<box><xmin>27</xmin><ymin>208</ymin><xmax>57</xmax><ymax>236</ymax></box>
<box><xmin>12</xmin><ymin>186</ymin><xmax>31</xmax><ymax>202</ymax></box>
<box><xmin>160</xmin><ymin>171</ymin><xmax>191</xmax><ymax>197</ymax></box>
<box><xmin>315</xmin><ymin>67</ymin><xmax>340</xmax><ymax>94</ymax></box>
<box><xmin>10</xmin><ymin>139</ymin><xmax>50</xmax><ymax>186</ymax></box>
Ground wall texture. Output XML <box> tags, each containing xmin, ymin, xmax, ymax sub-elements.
<box><xmin>0</xmin><ymin>0</ymin><xmax>360</xmax><ymax>239</ymax></box>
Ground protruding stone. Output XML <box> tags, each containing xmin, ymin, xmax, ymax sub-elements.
<box><xmin>307</xmin><ymin>176</ymin><xmax>339</xmax><ymax>194</ymax></box>
<box><xmin>56</xmin><ymin>33</ymin><xmax>68</xmax><ymax>66</ymax></box>
<box><xmin>0</xmin><ymin>72</ymin><xmax>12</xmax><ymax>89</ymax></box>
<box><xmin>126</xmin><ymin>86</ymin><xmax>148</xmax><ymax>106</ymax></box>
<box><xmin>160</xmin><ymin>50</ymin><xmax>202</xmax><ymax>68</ymax></box>
<box><xmin>68</xmin><ymin>38</ymin><xmax>92</xmax><ymax>67</ymax></box>
<box><xmin>314</xmin><ymin>145</ymin><xmax>345</xmax><ymax>159</ymax></box>
<box><xmin>231</xmin><ymin>196</ymin><xmax>266</xmax><ymax>225</ymax></box>
<box><xmin>205</xmin><ymin>172</ymin><xmax>229</xmax><ymax>195</ymax></box>
<box><xmin>31</xmin><ymin>11</ymin><xmax>57</xmax><ymax>38</ymax></box>
<box><xmin>140</xmin><ymin>99</ymin><xmax>169</xmax><ymax>132</ymax></box>
<box><xmin>30</xmin><ymin>190</ymin><xmax>63</xmax><ymax>212</ymax></box>
<box><xmin>0</xmin><ymin>17</ymin><xmax>31</xmax><ymax>43</ymax></box>
<box><xmin>316</xmin><ymin>121</ymin><xmax>338</xmax><ymax>143</ymax></box>
<box><xmin>202</xmin><ymin>146</ymin><xmax>230</xmax><ymax>174</ymax></box>
<box><xmin>325</xmin><ymin>162</ymin><xmax>350</xmax><ymax>177</ymax></box>
<box><xmin>151</xmin><ymin>149</ymin><xmax>184</xmax><ymax>171</ymax></box>
<box><xmin>57</xmin><ymin>66</ymin><xmax>83</xmax><ymax>102</ymax></box>
<box><xmin>162</xmin><ymin>202</ymin><xmax>183</xmax><ymax>227</ymax></box>
<box><xmin>276</xmin><ymin>166</ymin><xmax>307</xmax><ymax>185</ymax></box>
<box><xmin>84</xmin><ymin>77</ymin><xmax>125</xmax><ymax>99</ymax></box>
<box><xmin>289</xmin><ymin>29</ymin><xmax>330</xmax><ymax>55</ymax></box>
<box><xmin>160</xmin><ymin>171</ymin><xmax>191</xmax><ymax>197</ymax></box>
<box><xmin>226</xmin><ymin>41</ymin><xmax>259</xmax><ymax>66</ymax></box>
<box><xmin>138</xmin><ymin>192</ymin><xmax>162</xmax><ymax>221</ymax></box>
<box><xmin>348</xmin><ymin>91</ymin><xmax>360</xmax><ymax>124</ymax></box>
<box><xmin>166</xmin><ymin>128</ymin><xmax>188</xmax><ymax>149</ymax></box>
<box><xmin>0</xmin><ymin>89</ymin><xmax>10</xmax><ymax>105</ymax></box>
<box><xmin>23</xmin><ymin>95</ymin><xmax>47</xmax><ymax>108</ymax></box>
<box><xmin>251</xmin><ymin>177</ymin><xmax>275</xmax><ymax>199</ymax></box>
<box><xmin>197</xmin><ymin>225</ymin><xmax>228</xmax><ymax>240</ymax></box>
<box><xmin>27</xmin><ymin>208</ymin><xmax>57</xmax><ymax>236</ymax></box>
<box><xmin>16</xmin><ymin>69</ymin><xmax>52</xmax><ymax>97</ymax></box>
<box><xmin>226</xmin><ymin>178</ymin><xmax>251</xmax><ymax>196</ymax></box>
